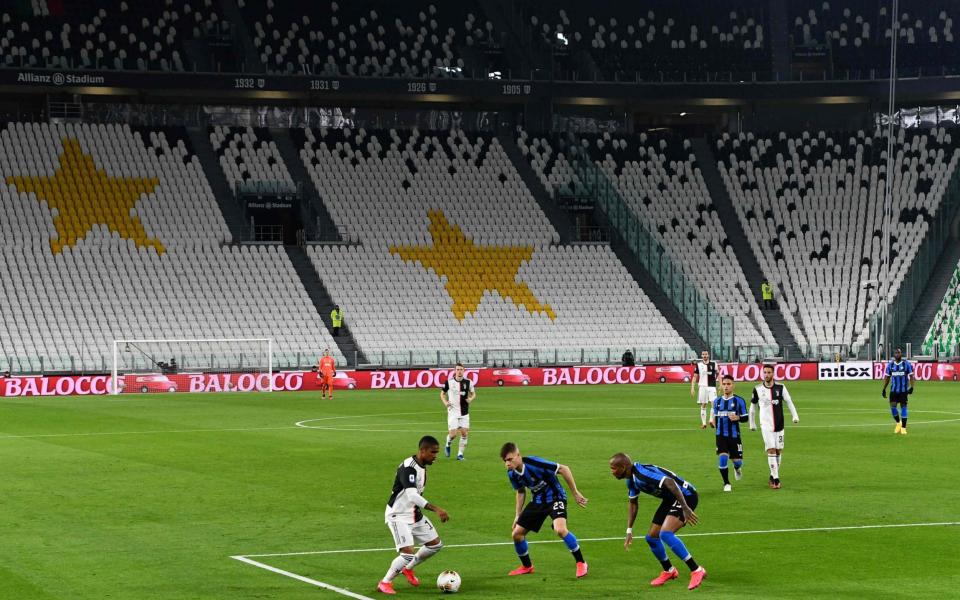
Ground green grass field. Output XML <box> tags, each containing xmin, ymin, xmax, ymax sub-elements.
<box><xmin>0</xmin><ymin>381</ymin><xmax>958</xmax><ymax>599</ymax></box>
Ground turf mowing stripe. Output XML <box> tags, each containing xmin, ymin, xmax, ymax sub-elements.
<box><xmin>238</xmin><ymin>521</ymin><xmax>960</xmax><ymax>558</ymax></box>
<box><xmin>231</xmin><ymin>555</ymin><xmax>374</xmax><ymax>599</ymax></box>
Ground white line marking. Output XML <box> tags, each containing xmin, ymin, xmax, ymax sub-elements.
<box><xmin>294</xmin><ymin>418</ymin><xmax>960</xmax><ymax>434</ymax></box>
<box><xmin>0</xmin><ymin>425</ymin><xmax>298</xmax><ymax>440</ymax></box>
<box><xmin>237</xmin><ymin>521</ymin><xmax>960</xmax><ymax>558</ymax></box>
<box><xmin>231</xmin><ymin>555</ymin><xmax>374</xmax><ymax>599</ymax></box>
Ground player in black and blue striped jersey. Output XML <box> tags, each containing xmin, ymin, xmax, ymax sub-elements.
<box><xmin>881</xmin><ymin>348</ymin><xmax>915</xmax><ymax>435</ymax></box>
<box><xmin>609</xmin><ymin>453</ymin><xmax>707</xmax><ymax>590</ymax></box>
<box><xmin>709</xmin><ymin>375</ymin><xmax>749</xmax><ymax>492</ymax></box>
<box><xmin>500</xmin><ymin>442</ymin><xmax>589</xmax><ymax>579</ymax></box>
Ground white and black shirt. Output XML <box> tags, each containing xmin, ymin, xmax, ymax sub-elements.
<box><xmin>751</xmin><ymin>383</ymin><xmax>798</xmax><ymax>431</ymax></box>
<box><xmin>386</xmin><ymin>455</ymin><xmax>428</xmax><ymax>523</ymax></box>
<box><xmin>443</xmin><ymin>377</ymin><xmax>472</xmax><ymax>417</ymax></box>
<box><xmin>695</xmin><ymin>360</ymin><xmax>718</xmax><ymax>388</ymax></box>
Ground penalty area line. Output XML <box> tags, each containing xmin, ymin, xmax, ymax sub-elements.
<box><xmin>239</xmin><ymin>521</ymin><xmax>960</xmax><ymax>558</ymax></box>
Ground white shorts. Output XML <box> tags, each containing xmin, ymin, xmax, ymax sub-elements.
<box><xmin>447</xmin><ymin>413</ymin><xmax>470</xmax><ymax>430</ymax></box>
<box><xmin>761</xmin><ymin>428</ymin><xmax>785</xmax><ymax>450</ymax></box>
<box><xmin>697</xmin><ymin>387</ymin><xmax>717</xmax><ymax>405</ymax></box>
<box><xmin>386</xmin><ymin>516</ymin><xmax>438</xmax><ymax>550</ymax></box>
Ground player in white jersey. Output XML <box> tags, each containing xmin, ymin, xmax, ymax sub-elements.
<box><xmin>690</xmin><ymin>351</ymin><xmax>719</xmax><ymax>429</ymax></box>
<box><xmin>441</xmin><ymin>363</ymin><xmax>475</xmax><ymax>460</ymax></box>
<box><xmin>748</xmin><ymin>364</ymin><xmax>799</xmax><ymax>489</ymax></box>
<box><xmin>378</xmin><ymin>436</ymin><xmax>450</xmax><ymax>595</ymax></box>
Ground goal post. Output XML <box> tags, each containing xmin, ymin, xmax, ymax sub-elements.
<box><xmin>111</xmin><ymin>338</ymin><xmax>274</xmax><ymax>395</ymax></box>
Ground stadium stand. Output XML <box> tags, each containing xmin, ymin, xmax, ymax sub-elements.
<box><xmin>238</xmin><ymin>0</ymin><xmax>501</xmax><ymax>76</ymax></box>
<box><xmin>518</xmin><ymin>130</ymin><xmax>775</xmax><ymax>348</ymax></box>
<box><xmin>0</xmin><ymin>122</ymin><xmax>343</xmax><ymax>372</ymax></box>
<box><xmin>922</xmin><ymin>261</ymin><xmax>960</xmax><ymax>354</ymax></box>
<box><xmin>296</xmin><ymin>126</ymin><xmax>690</xmax><ymax>362</ymax></box>
<box><xmin>791</xmin><ymin>1</ymin><xmax>960</xmax><ymax>76</ymax></box>
<box><xmin>209</xmin><ymin>126</ymin><xmax>295</xmax><ymax>193</ymax></box>
<box><xmin>715</xmin><ymin>127</ymin><xmax>960</xmax><ymax>352</ymax></box>
<box><xmin>526</xmin><ymin>0</ymin><xmax>770</xmax><ymax>80</ymax></box>
<box><xmin>0</xmin><ymin>0</ymin><xmax>224</xmax><ymax>71</ymax></box>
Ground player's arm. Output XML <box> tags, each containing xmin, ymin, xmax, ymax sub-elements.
<box><xmin>512</xmin><ymin>490</ymin><xmax>525</xmax><ymax>529</ymax></box>
<box><xmin>466</xmin><ymin>381</ymin><xmax>476</xmax><ymax>403</ymax></box>
<box><xmin>624</xmin><ymin>497</ymin><xmax>639</xmax><ymax>550</ymax></box>
<box><xmin>708</xmin><ymin>400</ymin><xmax>716</xmax><ymax>427</ymax></box>
<box><xmin>661</xmin><ymin>478</ymin><xmax>698</xmax><ymax>525</ymax></box>
<box><xmin>557</xmin><ymin>464</ymin><xmax>588</xmax><ymax>507</ymax></box>
<box><xmin>881</xmin><ymin>365</ymin><xmax>891</xmax><ymax>397</ymax></box>
<box><xmin>783</xmin><ymin>387</ymin><xmax>799</xmax><ymax>422</ymax></box>
<box><xmin>400</xmin><ymin>470</ymin><xmax>449</xmax><ymax>522</ymax></box>
<box><xmin>440</xmin><ymin>382</ymin><xmax>450</xmax><ymax>408</ymax></box>
<box><xmin>731</xmin><ymin>397</ymin><xmax>748</xmax><ymax>422</ymax></box>
<box><xmin>749</xmin><ymin>389</ymin><xmax>758</xmax><ymax>429</ymax></box>
<box><xmin>690</xmin><ymin>368</ymin><xmax>698</xmax><ymax>397</ymax></box>
<box><xmin>908</xmin><ymin>362</ymin><xmax>916</xmax><ymax>394</ymax></box>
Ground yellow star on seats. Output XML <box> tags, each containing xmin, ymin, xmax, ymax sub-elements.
<box><xmin>6</xmin><ymin>138</ymin><xmax>163</xmax><ymax>254</ymax></box>
<box><xmin>391</xmin><ymin>210</ymin><xmax>556</xmax><ymax>321</ymax></box>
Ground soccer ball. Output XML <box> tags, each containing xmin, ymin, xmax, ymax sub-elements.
<box><xmin>436</xmin><ymin>570</ymin><xmax>461</xmax><ymax>593</ymax></box>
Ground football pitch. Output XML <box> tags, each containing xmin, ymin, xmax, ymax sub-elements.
<box><xmin>0</xmin><ymin>381</ymin><xmax>958</xmax><ymax>599</ymax></box>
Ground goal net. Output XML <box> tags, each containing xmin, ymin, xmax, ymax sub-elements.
<box><xmin>111</xmin><ymin>338</ymin><xmax>273</xmax><ymax>395</ymax></box>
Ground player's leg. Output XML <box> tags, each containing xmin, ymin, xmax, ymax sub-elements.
<box><xmin>718</xmin><ymin>451</ymin><xmax>731</xmax><ymax>490</ymax></box>
<box><xmin>762</xmin><ymin>429</ymin><xmax>779</xmax><ymax>487</ymax></box>
<box><xmin>899</xmin><ymin>396</ymin><xmax>908</xmax><ymax>434</ymax></box>
<box><xmin>510</xmin><ymin>504</ymin><xmax>545</xmax><ymax>574</ymax></box>
<box><xmin>445</xmin><ymin>416</ymin><xmax>457</xmax><ymax>457</ymax></box>
<box><xmin>697</xmin><ymin>388</ymin><xmax>709</xmax><ymax>427</ymax></box>
<box><xmin>731</xmin><ymin>438</ymin><xmax>744</xmax><ymax>482</ymax></box>
<box><xmin>659</xmin><ymin>494</ymin><xmax>706</xmax><ymax>590</ymax></box>
<box><xmin>646</xmin><ymin>507</ymin><xmax>679</xmax><ymax>586</ymax></box>
<box><xmin>551</xmin><ymin>510</ymin><xmax>587</xmax><ymax>576</ymax></box>
<box><xmin>773</xmin><ymin>431</ymin><xmax>784</xmax><ymax>486</ymax></box>
<box><xmin>890</xmin><ymin>398</ymin><xmax>902</xmax><ymax>433</ymax></box>
<box><xmin>406</xmin><ymin>518</ymin><xmax>443</xmax><ymax>575</ymax></box>
<box><xmin>716</xmin><ymin>436</ymin><xmax>731</xmax><ymax>490</ymax></box>
<box><xmin>456</xmin><ymin>421</ymin><xmax>469</xmax><ymax>459</ymax></box>
<box><xmin>380</xmin><ymin>521</ymin><xmax>416</xmax><ymax>594</ymax></box>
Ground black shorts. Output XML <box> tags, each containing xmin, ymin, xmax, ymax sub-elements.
<box><xmin>652</xmin><ymin>492</ymin><xmax>699</xmax><ymax>526</ymax></box>
<box><xmin>890</xmin><ymin>391</ymin><xmax>909</xmax><ymax>405</ymax></box>
<box><xmin>715</xmin><ymin>435</ymin><xmax>743</xmax><ymax>459</ymax></box>
<box><xmin>516</xmin><ymin>500</ymin><xmax>568</xmax><ymax>533</ymax></box>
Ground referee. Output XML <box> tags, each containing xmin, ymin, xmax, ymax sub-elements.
<box><xmin>881</xmin><ymin>348</ymin><xmax>914</xmax><ymax>435</ymax></box>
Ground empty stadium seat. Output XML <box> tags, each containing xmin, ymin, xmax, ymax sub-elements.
<box><xmin>715</xmin><ymin>127</ymin><xmax>960</xmax><ymax>352</ymax></box>
<box><xmin>0</xmin><ymin>122</ymin><xmax>342</xmax><ymax>371</ymax></box>
<box><xmin>296</xmin><ymin>126</ymin><xmax>690</xmax><ymax>359</ymax></box>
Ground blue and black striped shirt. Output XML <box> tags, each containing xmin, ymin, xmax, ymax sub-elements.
<box><xmin>508</xmin><ymin>456</ymin><xmax>566</xmax><ymax>504</ymax></box>
<box><xmin>886</xmin><ymin>359</ymin><xmax>914</xmax><ymax>394</ymax></box>
<box><xmin>713</xmin><ymin>395</ymin><xmax>749</xmax><ymax>438</ymax></box>
<box><xmin>627</xmin><ymin>463</ymin><xmax>697</xmax><ymax>499</ymax></box>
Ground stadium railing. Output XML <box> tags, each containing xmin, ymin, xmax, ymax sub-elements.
<box><xmin>870</xmin><ymin>162</ymin><xmax>960</xmax><ymax>358</ymax></box>
<box><xmin>562</xmin><ymin>138</ymin><xmax>736</xmax><ymax>360</ymax></box>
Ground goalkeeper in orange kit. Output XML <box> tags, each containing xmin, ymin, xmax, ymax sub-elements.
<box><xmin>318</xmin><ymin>349</ymin><xmax>336</xmax><ymax>400</ymax></box>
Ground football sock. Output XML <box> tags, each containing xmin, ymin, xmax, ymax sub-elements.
<box><xmin>768</xmin><ymin>455</ymin><xmax>779</xmax><ymax>479</ymax></box>
<box><xmin>718</xmin><ymin>454</ymin><xmax>730</xmax><ymax>484</ymax></box>
<box><xmin>700</xmin><ymin>406</ymin><xmax>707</xmax><ymax>425</ymax></box>
<box><xmin>561</xmin><ymin>532</ymin><xmax>583</xmax><ymax>562</ymax></box>
<box><xmin>384</xmin><ymin>553</ymin><xmax>415</xmax><ymax>582</ymax></box>
<box><xmin>775</xmin><ymin>454</ymin><xmax>781</xmax><ymax>466</ymax></box>
<box><xmin>644</xmin><ymin>535</ymin><xmax>672</xmax><ymax>571</ymax></box>
<box><xmin>900</xmin><ymin>406</ymin><xmax>908</xmax><ymax>428</ymax></box>
<box><xmin>890</xmin><ymin>406</ymin><xmax>900</xmax><ymax>422</ymax></box>
<box><xmin>445</xmin><ymin>435</ymin><xmax>453</xmax><ymax>448</ymax></box>
<box><xmin>659</xmin><ymin>531</ymin><xmax>698</xmax><ymax>571</ymax></box>
<box><xmin>514</xmin><ymin>540</ymin><xmax>532</xmax><ymax>567</ymax></box>
<box><xmin>407</xmin><ymin>542</ymin><xmax>441</xmax><ymax>569</ymax></box>
<box><xmin>733</xmin><ymin>459</ymin><xmax>743</xmax><ymax>470</ymax></box>
<box><xmin>458</xmin><ymin>436</ymin><xmax>467</xmax><ymax>456</ymax></box>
